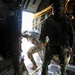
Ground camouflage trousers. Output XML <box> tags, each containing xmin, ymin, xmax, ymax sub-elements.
<box><xmin>41</xmin><ymin>45</ymin><xmax>68</xmax><ymax>75</ymax></box>
<box><xmin>27</xmin><ymin>44</ymin><xmax>45</xmax><ymax>64</ymax></box>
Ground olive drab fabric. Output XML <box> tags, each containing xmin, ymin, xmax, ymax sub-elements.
<box><xmin>39</xmin><ymin>15</ymin><xmax>73</xmax><ymax>75</ymax></box>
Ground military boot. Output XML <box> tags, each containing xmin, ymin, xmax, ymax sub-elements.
<box><xmin>30</xmin><ymin>62</ymin><xmax>38</xmax><ymax>70</ymax></box>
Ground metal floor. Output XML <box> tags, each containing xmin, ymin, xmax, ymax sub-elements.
<box><xmin>23</xmin><ymin>53</ymin><xmax>75</xmax><ymax>75</ymax></box>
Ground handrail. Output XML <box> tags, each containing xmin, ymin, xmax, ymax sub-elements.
<box><xmin>29</xmin><ymin>66</ymin><xmax>41</xmax><ymax>75</ymax></box>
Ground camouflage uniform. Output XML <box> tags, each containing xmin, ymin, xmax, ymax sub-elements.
<box><xmin>41</xmin><ymin>44</ymin><xmax>68</xmax><ymax>75</ymax></box>
<box><xmin>27</xmin><ymin>44</ymin><xmax>45</xmax><ymax>65</ymax></box>
<box><xmin>22</xmin><ymin>31</ymin><xmax>45</xmax><ymax>69</ymax></box>
<box><xmin>39</xmin><ymin>1</ymin><xmax>73</xmax><ymax>75</ymax></box>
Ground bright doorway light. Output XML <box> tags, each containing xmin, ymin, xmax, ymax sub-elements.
<box><xmin>21</xmin><ymin>11</ymin><xmax>33</xmax><ymax>32</ymax></box>
<box><xmin>21</xmin><ymin>11</ymin><xmax>34</xmax><ymax>66</ymax></box>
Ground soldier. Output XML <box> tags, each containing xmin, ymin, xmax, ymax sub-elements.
<box><xmin>39</xmin><ymin>0</ymin><xmax>73</xmax><ymax>75</ymax></box>
<box><xmin>22</xmin><ymin>30</ymin><xmax>46</xmax><ymax>70</ymax></box>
